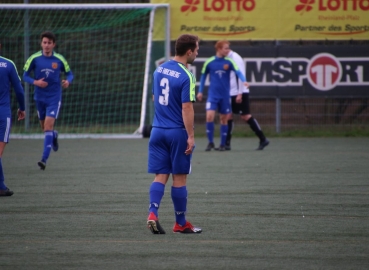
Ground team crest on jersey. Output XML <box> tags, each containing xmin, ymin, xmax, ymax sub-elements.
<box><xmin>52</xmin><ymin>62</ymin><xmax>58</xmax><ymax>69</ymax></box>
<box><xmin>223</xmin><ymin>64</ymin><xmax>229</xmax><ymax>70</ymax></box>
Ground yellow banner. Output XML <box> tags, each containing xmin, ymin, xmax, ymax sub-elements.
<box><xmin>151</xmin><ymin>0</ymin><xmax>369</xmax><ymax>40</ymax></box>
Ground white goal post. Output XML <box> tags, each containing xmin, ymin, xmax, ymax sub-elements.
<box><xmin>0</xmin><ymin>4</ymin><xmax>170</xmax><ymax>139</ymax></box>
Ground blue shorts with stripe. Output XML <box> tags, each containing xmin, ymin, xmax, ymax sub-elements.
<box><xmin>36</xmin><ymin>99</ymin><xmax>61</xmax><ymax>120</ymax></box>
<box><xmin>206</xmin><ymin>96</ymin><xmax>231</xmax><ymax>114</ymax></box>
<box><xmin>148</xmin><ymin>127</ymin><xmax>192</xmax><ymax>174</ymax></box>
<box><xmin>0</xmin><ymin>116</ymin><xmax>11</xmax><ymax>143</ymax></box>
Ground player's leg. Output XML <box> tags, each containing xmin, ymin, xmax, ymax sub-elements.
<box><xmin>36</xmin><ymin>101</ymin><xmax>47</xmax><ymax>169</ymax></box>
<box><xmin>0</xmin><ymin>117</ymin><xmax>13</xmax><ymax>196</ymax></box>
<box><xmin>226</xmin><ymin>113</ymin><xmax>233</xmax><ymax>150</ymax></box>
<box><xmin>51</xmin><ymin>101</ymin><xmax>61</xmax><ymax>152</ymax></box>
<box><xmin>226</xmin><ymin>96</ymin><xmax>239</xmax><ymax>150</ymax></box>
<box><xmin>38</xmin><ymin>116</ymin><xmax>55</xmax><ymax>170</ymax></box>
<box><xmin>240</xmin><ymin>94</ymin><xmax>269</xmax><ymax>150</ymax></box>
<box><xmin>170</xmin><ymin>129</ymin><xmax>201</xmax><ymax>233</ymax></box>
<box><xmin>215</xmin><ymin>98</ymin><xmax>231</xmax><ymax>150</ymax></box>
<box><xmin>37</xmin><ymin>100</ymin><xmax>60</xmax><ymax>170</ymax></box>
<box><xmin>205</xmin><ymin>101</ymin><xmax>216</xmax><ymax>151</ymax></box>
<box><xmin>147</xmin><ymin>127</ymin><xmax>170</xmax><ymax>234</ymax></box>
<box><xmin>171</xmin><ymin>174</ymin><xmax>201</xmax><ymax>234</ymax></box>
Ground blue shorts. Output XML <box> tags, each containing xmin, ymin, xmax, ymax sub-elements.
<box><xmin>148</xmin><ymin>127</ymin><xmax>192</xmax><ymax>174</ymax></box>
<box><xmin>0</xmin><ymin>116</ymin><xmax>11</xmax><ymax>143</ymax></box>
<box><xmin>206</xmin><ymin>97</ymin><xmax>231</xmax><ymax>114</ymax></box>
<box><xmin>36</xmin><ymin>100</ymin><xmax>61</xmax><ymax>120</ymax></box>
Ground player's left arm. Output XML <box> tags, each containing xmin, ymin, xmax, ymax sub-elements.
<box><xmin>62</xmin><ymin>69</ymin><xmax>73</xmax><ymax>89</ymax></box>
<box><xmin>234</xmin><ymin>53</ymin><xmax>248</xmax><ymax>93</ymax></box>
<box><xmin>228</xmin><ymin>57</ymin><xmax>249</xmax><ymax>88</ymax></box>
<box><xmin>9</xmin><ymin>62</ymin><xmax>26</xmax><ymax>116</ymax></box>
<box><xmin>59</xmin><ymin>56</ymin><xmax>74</xmax><ymax>89</ymax></box>
<box><xmin>182</xmin><ymin>101</ymin><xmax>195</xmax><ymax>155</ymax></box>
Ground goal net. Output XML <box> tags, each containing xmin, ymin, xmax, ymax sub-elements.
<box><xmin>0</xmin><ymin>4</ymin><xmax>169</xmax><ymax>138</ymax></box>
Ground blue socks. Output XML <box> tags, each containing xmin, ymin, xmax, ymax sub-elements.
<box><xmin>206</xmin><ymin>122</ymin><xmax>214</xmax><ymax>143</ymax></box>
<box><xmin>149</xmin><ymin>182</ymin><xmax>188</xmax><ymax>226</ymax></box>
<box><xmin>220</xmin><ymin>124</ymin><xmax>228</xmax><ymax>146</ymax></box>
<box><xmin>41</xmin><ymin>130</ymin><xmax>53</xmax><ymax>162</ymax></box>
<box><xmin>171</xmin><ymin>186</ymin><xmax>187</xmax><ymax>226</ymax></box>
<box><xmin>149</xmin><ymin>182</ymin><xmax>165</xmax><ymax>217</ymax></box>
<box><xmin>206</xmin><ymin>122</ymin><xmax>228</xmax><ymax>146</ymax></box>
<box><xmin>0</xmin><ymin>158</ymin><xmax>6</xmax><ymax>190</ymax></box>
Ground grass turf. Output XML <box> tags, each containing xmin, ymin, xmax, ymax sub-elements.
<box><xmin>1</xmin><ymin>138</ymin><xmax>368</xmax><ymax>269</ymax></box>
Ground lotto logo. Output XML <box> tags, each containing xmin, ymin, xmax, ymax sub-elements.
<box><xmin>181</xmin><ymin>0</ymin><xmax>256</xmax><ymax>14</ymax></box>
<box><xmin>295</xmin><ymin>0</ymin><xmax>369</xmax><ymax>13</ymax></box>
<box><xmin>295</xmin><ymin>0</ymin><xmax>314</xmax><ymax>13</ymax></box>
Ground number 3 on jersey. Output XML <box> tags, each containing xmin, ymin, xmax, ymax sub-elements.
<box><xmin>159</xmin><ymin>78</ymin><xmax>169</xmax><ymax>106</ymax></box>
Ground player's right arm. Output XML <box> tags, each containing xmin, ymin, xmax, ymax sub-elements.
<box><xmin>23</xmin><ymin>55</ymin><xmax>48</xmax><ymax>88</ymax></box>
<box><xmin>197</xmin><ymin>57</ymin><xmax>213</xmax><ymax>102</ymax></box>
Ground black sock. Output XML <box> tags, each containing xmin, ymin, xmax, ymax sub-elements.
<box><xmin>247</xmin><ymin>117</ymin><xmax>266</xmax><ymax>142</ymax></box>
<box><xmin>226</xmin><ymin>119</ymin><xmax>233</xmax><ymax>145</ymax></box>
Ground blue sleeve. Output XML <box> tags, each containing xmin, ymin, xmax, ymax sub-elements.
<box><xmin>10</xmin><ymin>65</ymin><xmax>25</xmax><ymax>111</ymax></box>
<box><xmin>65</xmin><ymin>70</ymin><xmax>74</xmax><ymax>83</ymax></box>
<box><xmin>235</xmin><ymin>69</ymin><xmax>246</xmax><ymax>82</ymax></box>
<box><xmin>23</xmin><ymin>57</ymin><xmax>35</xmax><ymax>85</ymax></box>
<box><xmin>198</xmin><ymin>74</ymin><xmax>206</xmax><ymax>93</ymax></box>
<box><xmin>23</xmin><ymin>70</ymin><xmax>35</xmax><ymax>85</ymax></box>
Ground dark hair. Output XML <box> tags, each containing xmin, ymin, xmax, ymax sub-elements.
<box><xmin>175</xmin><ymin>34</ymin><xmax>198</xmax><ymax>56</ymax></box>
<box><xmin>40</xmin><ymin>31</ymin><xmax>56</xmax><ymax>43</ymax></box>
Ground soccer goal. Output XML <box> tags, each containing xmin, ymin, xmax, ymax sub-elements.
<box><xmin>0</xmin><ymin>4</ymin><xmax>170</xmax><ymax>139</ymax></box>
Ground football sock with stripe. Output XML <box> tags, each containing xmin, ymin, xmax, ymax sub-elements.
<box><xmin>247</xmin><ymin>117</ymin><xmax>266</xmax><ymax>142</ymax></box>
<box><xmin>41</xmin><ymin>131</ymin><xmax>53</xmax><ymax>162</ymax></box>
<box><xmin>206</xmin><ymin>122</ymin><xmax>214</xmax><ymax>143</ymax></box>
<box><xmin>149</xmin><ymin>182</ymin><xmax>165</xmax><ymax>217</ymax></box>
<box><xmin>171</xmin><ymin>186</ymin><xmax>187</xmax><ymax>226</ymax></box>
<box><xmin>220</xmin><ymin>124</ymin><xmax>228</xmax><ymax>146</ymax></box>
<box><xmin>0</xmin><ymin>158</ymin><xmax>7</xmax><ymax>190</ymax></box>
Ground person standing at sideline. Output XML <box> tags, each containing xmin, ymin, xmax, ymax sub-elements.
<box><xmin>23</xmin><ymin>31</ymin><xmax>73</xmax><ymax>170</ymax></box>
<box><xmin>226</xmin><ymin>47</ymin><xmax>269</xmax><ymax>150</ymax></box>
<box><xmin>197</xmin><ymin>40</ymin><xmax>249</xmax><ymax>151</ymax></box>
<box><xmin>0</xmin><ymin>41</ymin><xmax>26</xmax><ymax>196</ymax></box>
<box><xmin>146</xmin><ymin>34</ymin><xmax>202</xmax><ymax>234</ymax></box>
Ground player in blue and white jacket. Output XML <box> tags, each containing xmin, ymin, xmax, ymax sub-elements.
<box><xmin>197</xmin><ymin>40</ymin><xmax>249</xmax><ymax>151</ymax></box>
<box><xmin>23</xmin><ymin>31</ymin><xmax>73</xmax><ymax>170</ymax></box>
<box><xmin>0</xmin><ymin>41</ymin><xmax>26</xmax><ymax>196</ymax></box>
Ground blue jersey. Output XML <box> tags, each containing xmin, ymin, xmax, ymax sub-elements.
<box><xmin>152</xmin><ymin>60</ymin><xmax>196</xmax><ymax>129</ymax></box>
<box><xmin>199</xmin><ymin>56</ymin><xmax>246</xmax><ymax>99</ymax></box>
<box><xmin>0</xmin><ymin>56</ymin><xmax>25</xmax><ymax>117</ymax></box>
<box><xmin>23</xmin><ymin>51</ymin><xmax>73</xmax><ymax>102</ymax></box>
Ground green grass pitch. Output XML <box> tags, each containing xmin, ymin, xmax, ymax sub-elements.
<box><xmin>1</xmin><ymin>138</ymin><xmax>368</xmax><ymax>269</ymax></box>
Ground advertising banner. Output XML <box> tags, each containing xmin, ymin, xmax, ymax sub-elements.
<box><xmin>151</xmin><ymin>0</ymin><xmax>369</xmax><ymax>40</ymax></box>
<box><xmin>155</xmin><ymin>45</ymin><xmax>369</xmax><ymax>97</ymax></box>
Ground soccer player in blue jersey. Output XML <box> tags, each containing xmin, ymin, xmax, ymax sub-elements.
<box><xmin>23</xmin><ymin>31</ymin><xmax>73</xmax><ymax>170</ymax></box>
<box><xmin>197</xmin><ymin>40</ymin><xmax>249</xmax><ymax>151</ymax></box>
<box><xmin>0</xmin><ymin>41</ymin><xmax>26</xmax><ymax>196</ymax></box>
<box><xmin>147</xmin><ymin>34</ymin><xmax>202</xmax><ymax>234</ymax></box>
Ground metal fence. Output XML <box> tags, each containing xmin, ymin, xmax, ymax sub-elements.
<box><xmin>193</xmin><ymin>97</ymin><xmax>369</xmax><ymax>133</ymax></box>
